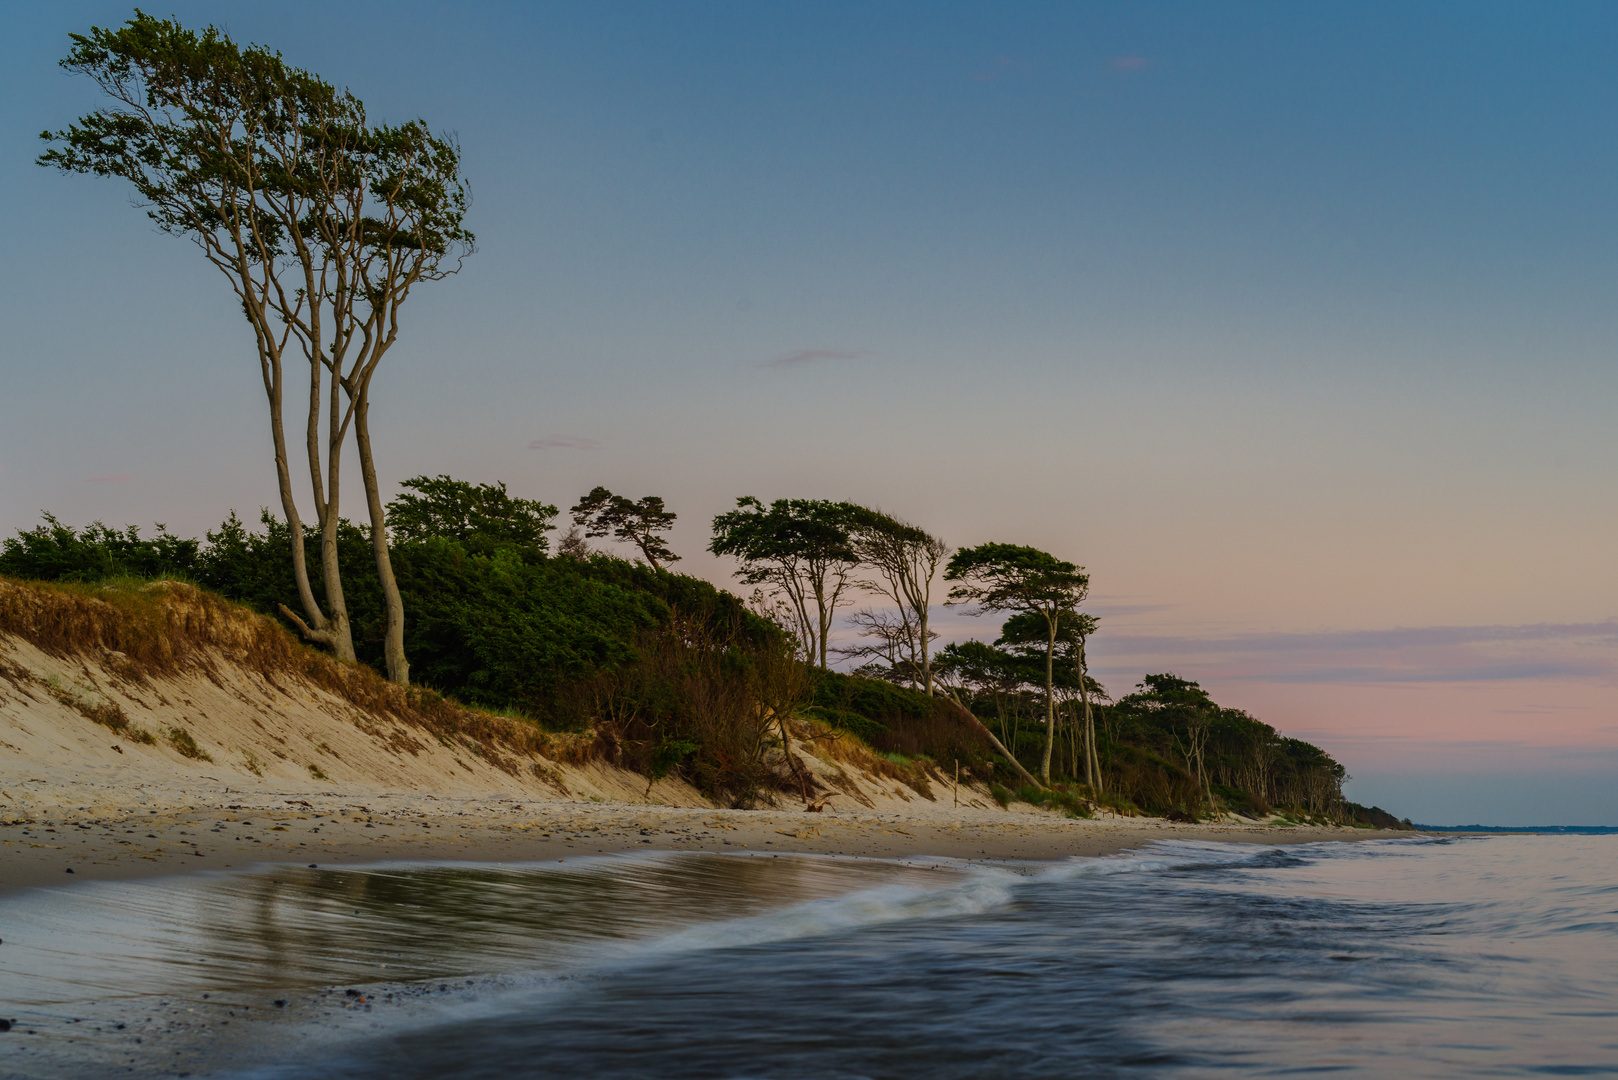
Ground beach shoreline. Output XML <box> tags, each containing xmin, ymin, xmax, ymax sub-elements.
<box><xmin>1</xmin><ymin>787</ymin><xmax>1400</xmax><ymax>898</ymax></box>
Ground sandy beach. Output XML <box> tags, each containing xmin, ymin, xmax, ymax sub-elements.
<box><xmin>1</xmin><ymin>786</ymin><xmax>1390</xmax><ymax>898</ymax></box>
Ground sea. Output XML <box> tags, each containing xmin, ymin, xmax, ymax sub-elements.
<box><xmin>1</xmin><ymin>832</ymin><xmax>1615</xmax><ymax>1078</ymax></box>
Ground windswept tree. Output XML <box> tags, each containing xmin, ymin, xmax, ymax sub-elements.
<box><xmin>1001</xmin><ymin>610</ymin><xmax>1102</xmax><ymax>789</ymax></box>
<box><xmin>847</xmin><ymin>508</ymin><xmax>948</xmax><ymax>695</ymax></box>
<box><xmin>945</xmin><ymin>543</ymin><xmax>1089</xmax><ymax>783</ymax></box>
<box><xmin>570</xmin><ymin>487</ymin><xmax>679</xmax><ymax>570</ymax></box>
<box><xmin>388</xmin><ymin>476</ymin><xmax>557</xmax><ymax>551</ymax></box>
<box><xmin>39</xmin><ymin>13</ymin><xmax>474</xmax><ymax>684</ymax></box>
<box><xmin>709</xmin><ymin>497</ymin><xmax>859</xmax><ymax>668</ymax></box>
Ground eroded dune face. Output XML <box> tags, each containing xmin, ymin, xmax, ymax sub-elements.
<box><xmin>0</xmin><ymin>580</ymin><xmax>969</xmax><ymax>822</ymax></box>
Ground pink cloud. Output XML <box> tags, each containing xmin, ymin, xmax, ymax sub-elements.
<box><xmin>85</xmin><ymin>475</ymin><xmax>133</xmax><ymax>483</ymax></box>
<box><xmin>1109</xmin><ymin>56</ymin><xmax>1149</xmax><ymax>72</ymax></box>
<box><xmin>526</xmin><ymin>435</ymin><xmax>598</xmax><ymax>451</ymax></box>
<box><xmin>761</xmin><ymin>349</ymin><xmax>870</xmax><ymax>370</ymax></box>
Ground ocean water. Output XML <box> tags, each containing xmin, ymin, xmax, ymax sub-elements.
<box><xmin>2</xmin><ymin>835</ymin><xmax>1615</xmax><ymax>1078</ymax></box>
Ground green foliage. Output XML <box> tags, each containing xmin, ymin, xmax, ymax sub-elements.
<box><xmin>166</xmin><ymin>726</ymin><xmax>212</xmax><ymax>762</ymax></box>
<box><xmin>393</xmin><ymin>542</ymin><xmax>666</xmax><ymax>712</ymax></box>
<box><xmin>0</xmin><ymin>514</ymin><xmax>199</xmax><ymax>582</ymax></box>
<box><xmin>813</xmin><ymin>669</ymin><xmax>930</xmax><ymax>722</ymax></box>
<box><xmin>1010</xmin><ymin>783</ymin><xmax>1094</xmax><ymax>819</ymax></box>
<box><xmin>944</xmin><ymin>542</ymin><xmax>1089</xmax><ymax>623</ymax></box>
<box><xmin>944</xmin><ymin>649</ymin><xmax>1366</xmax><ymax>821</ymax></box>
<box><xmin>389</xmin><ymin>476</ymin><xmax>557</xmax><ymax>552</ymax></box>
<box><xmin>810</xmin><ymin>669</ymin><xmax>991</xmax><ymax>777</ymax></box>
<box><xmin>710</xmin><ymin>497</ymin><xmax>861</xmax><ymax>578</ymax></box>
<box><xmin>39</xmin><ymin>12</ymin><xmax>473</xmax><ymax>266</ymax></box>
<box><xmin>570</xmin><ymin>487</ymin><xmax>679</xmax><ymax>569</ymax></box>
<box><xmin>709</xmin><ymin>496</ymin><xmax>863</xmax><ymax>665</ymax></box>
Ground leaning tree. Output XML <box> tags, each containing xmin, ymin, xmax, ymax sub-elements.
<box><xmin>571</xmin><ymin>487</ymin><xmax>679</xmax><ymax>570</ymax></box>
<box><xmin>39</xmin><ymin>13</ymin><xmax>473</xmax><ymax>683</ymax></box>
<box><xmin>945</xmin><ymin>543</ymin><xmax>1089</xmax><ymax>784</ymax></box>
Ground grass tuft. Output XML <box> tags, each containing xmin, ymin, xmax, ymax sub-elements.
<box><xmin>166</xmin><ymin>726</ymin><xmax>212</xmax><ymax>761</ymax></box>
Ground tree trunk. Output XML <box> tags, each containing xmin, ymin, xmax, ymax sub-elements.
<box><xmin>1040</xmin><ymin>619</ymin><xmax>1057</xmax><ymax>784</ymax></box>
<box><xmin>354</xmin><ymin>384</ymin><xmax>408</xmax><ymax>685</ymax></box>
<box><xmin>1078</xmin><ymin>639</ymin><xmax>1101</xmax><ymax>793</ymax></box>
<box><xmin>919</xmin><ymin>601</ymin><xmax>933</xmax><ymax>697</ymax></box>
<box><xmin>960</xmin><ymin>707</ymin><xmax>1044</xmax><ymax>791</ymax></box>
<box><xmin>268</xmin><ymin>383</ymin><xmax>338</xmax><ymax>649</ymax></box>
<box><xmin>305</xmin><ymin>347</ymin><xmax>355</xmax><ymax>663</ymax></box>
<box><xmin>315</xmin><ymin>506</ymin><xmax>355</xmax><ymax>662</ymax></box>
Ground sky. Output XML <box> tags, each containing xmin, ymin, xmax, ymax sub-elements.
<box><xmin>2</xmin><ymin>2</ymin><xmax>1615</xmax><ymax>825</ymax></box>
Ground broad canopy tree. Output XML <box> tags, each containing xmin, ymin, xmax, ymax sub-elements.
<box><xmin>39</xmin><ymin>13</ymin><xmax>473</xmax><ymax>684</ymax></box>
<box><xmin>571</xmin><ymin>487</ymin><xmax>679</xmax><ymax>570</ymax></box>
<box><xmin>709</xmin><ymin>497</ymin><xmax>860</xmax><ymax>669</ymax></box>
<box><xmin>945</xmin><ymin>543</ymin><xmax>1089</xmax><ymax>784</ymax></box>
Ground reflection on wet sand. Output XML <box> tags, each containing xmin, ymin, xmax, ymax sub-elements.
<box><xmin>0</xmin><ymin>852</ymin><xmax>965</xmax><ymax>1077</ymax></box>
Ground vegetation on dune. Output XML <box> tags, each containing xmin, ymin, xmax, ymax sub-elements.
<box><xmin>1</xmin><ymin>489</ymin><xmax>1403</xmax><ymax>825</ymax></box>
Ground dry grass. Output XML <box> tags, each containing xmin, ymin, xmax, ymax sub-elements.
<box><xmin>799</xmin><ymin>716</ymin><xmax>938</xmax><ymax>800</ymax></box>
<box><xmin>0</xmin><ymin>577</ymin><xmax>553</xmax><ymax>767</ymax></box>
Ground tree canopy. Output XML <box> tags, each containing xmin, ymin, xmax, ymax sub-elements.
<box><xmin>570</xmin><ymin>487</ymin><xmax>679</xmax><ymax>570</ymax></box>
<box><xmin>388</xmin><ymin>475</ymin><xmax>557</xmax><ymax>551</ymax></box>
<box><xmin>709</xmin><ymin>497</ymin><xmax>861</xmax><ymax>669</ymax></box>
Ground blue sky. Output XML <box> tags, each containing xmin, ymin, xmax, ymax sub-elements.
<box><xmin>3</xmin><ymin>2</ymin><xmax>1616</xmax><ymax>823</ymax></box>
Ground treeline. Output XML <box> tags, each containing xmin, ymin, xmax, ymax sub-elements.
<box><xmin>0</xmin><ymin>485</ymin><xmax>1403</xmax><ymax>825</ymax></box>
<box><xmin>933</xmin><ymin>647</ymin><xmax>1363</xmax><ymax>820</ymax></box>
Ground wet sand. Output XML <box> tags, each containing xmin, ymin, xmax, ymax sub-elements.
<box><xmin>1</xmin><ymin>790</ymin><xmax>1393</xmax><ymax>897</ymax></box>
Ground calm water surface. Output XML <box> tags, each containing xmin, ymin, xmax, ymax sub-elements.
<box><xmin>2</xmin><ymin>835</ymin><xmax>1614</xmax><ymax>1078</ymax></box>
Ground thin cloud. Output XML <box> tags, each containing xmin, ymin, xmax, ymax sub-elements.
<box><xmin>1102</xmin><ymin>620</ymin><xmax>1618</xmax><ymax>656</ymax></box>
<box><xmin>760</xmin><ymin>349</ymin><xmax>870</xmax><ymax>370</ymax></box>
<box><xmin>1109</xmin><ymin>56</ymin><xmax>1149</xmax><ymax>72</ymax></box>
<box><xmin>526</xmin><ymin>435</ymin><xmax>599</xmax><ymax>451</ymax></box>
<box><xmin>1231</xmin><ymin>662</ymin><xmax>1607</xmax><ymax>685</ymax></box>
<box><xmin>85</xmin><ymin>475</ymin><xmax>133</xmax><ymax>483</ymax></box>
<box><xmin>1085</xmin><ymin>618</ymin><xmax>1618</xmax><ymax>688</ymax></box>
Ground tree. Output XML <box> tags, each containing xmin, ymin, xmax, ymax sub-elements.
<box><xmin>39</xmin><ymin>13</ymin><xmax>473</xmax><ymax>684</ymax></box>
<box><xmin>570</xmin><ymin>487</ymin><xmax>679</xmax><ymax>570</ymax></box>
<box><xmin>847</xmin><ymin>508</ymin><xmax>948</xmax><ymax>695</ymax></box>
<box><xmin>709</xmin><ymin>497</ymin><xmax>860</xmax><ymax>669</ymax></box>
<box><xmin>1000</xmin><ymin>609</ymin><xmax>1102</xmax><ymax>790</ymax></box>
<box><xmin>931</xmin><ymin>639</ymin><xmax>1047</xmax><ymax>790</ymax></box>
<box><xmin>945</xmin><ymin>543</ymin><xmax>1089</xmax><ymax>784</ymax></box>
<box><xmin>1120</xmin><ymin>674</ymin><xmax>1218</xmax><ymax>808</ymax></box>
<box><xmin>388</xmin><ymin>476</ymin><xmax>557</xmax><ymax>551</ymax></box>
<box><xmin>833</xmin><ymin>608</ymin><xmax>936</xmax><ymax>685</ymax></box>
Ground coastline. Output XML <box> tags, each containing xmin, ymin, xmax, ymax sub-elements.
<box><xmin>1</xmin><ymin>789</ymin><xmax>1398</xmax><ymax>898</ymax></box>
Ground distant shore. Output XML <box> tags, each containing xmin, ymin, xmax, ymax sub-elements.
<box><xmin>0</xmin><ymin>789</ymin><xmax>1400</xmax><ymax>898</ymax></box>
